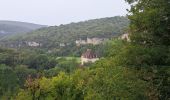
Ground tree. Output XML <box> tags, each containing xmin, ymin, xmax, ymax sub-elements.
<box><xmin>125</xmin><ymin>0</ymin><xmax>170</xmax><ymax>46</ymax></box>
<box><xmin>14</xmin><ymin>65</ymin><xmax>36</xmax><ymax>87</ymax></box>
<box><xmin>16</xmin><ymin>64</ymin><xmax>149</xmax><ymax>100</ymax></box>
<box><xmin>124</xmin><ymin>0</ymin><xmax>170</xmax><ymax>99</ymax></box>
<box><xmin>26</xmin><ymin>54</ymin><xmax>56</xmax><ymax>70</ymax></box>
<box><xmin>0</xmin><ymin>64</ymin><xmax>19</xmax><ymax>99</ymax></box>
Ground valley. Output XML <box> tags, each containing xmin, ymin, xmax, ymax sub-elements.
<box><xmin>0</xmin><ymin>0</ymin><xmax>169</xmax><ymax>99</ymax></box>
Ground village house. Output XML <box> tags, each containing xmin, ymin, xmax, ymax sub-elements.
<box><xmin>120</xmin><ymin>33</ymin><xmax>130</xmax><ymax>42</ymax></box>
<box><xmin>81</xmin><ymin>49</ymin><xmax>99</xmax><ymax>65</ymax></box>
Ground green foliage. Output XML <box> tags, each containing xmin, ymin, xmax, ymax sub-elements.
<box><xmin>0</xmin><ymin>64</ymin><xmax>19</xmax><ymax>99</ymax></box>
<box><xmin>122</xmin><ymin>0</ymin><xmax>170</xmax><ymax>99</ymax></box>
<box><xmin>0</xmin><ymin>16</ymin><xmax>129</xmax><ymax>49</ymax></box>
<box><xmin>56</xmin><ymin>58</ymin><xmax>79</xmax><ymax>73</ymax></box>
<box><xmin>14</xmin><ymin>65</ymin><xmax>37</xmax><ymax>87</ymax></box>
<box><xmin>16</xmin><ymin>64</ymin><xmax>149</xmax><ymax>100</ymax></box>
<box><xmin>125</xmin><ymin>0</ymin><xmax>170</xmax><ymax>46</ymax></box>
<box><xmin>113</xmin><ymin>44</ymin><xmax>170</xmax><ymax>67</ymax></box>
<box><xmin>95</xmin><ymin>37</ymin><xmax>170</xmax><ymax>99</ymax></box>
<box><xmin>44</xmin><ymin>67</ymin><xmax>62</xmax><ymax>77</ymax></box>
<box><xmin>25</xmin><ymin>54</ymin><xmax>57</xmax><ymax>70</ymax></box>
<box><xmin>0</xmin><ymin>48</ymin><xmax>19</xmax><ymax>66</ymax></box>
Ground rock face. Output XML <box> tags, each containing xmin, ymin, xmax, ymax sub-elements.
<box><xmin>81</xmin><ymin>49</ymin><xmax>99</xmax><ymax>65</ymax></box>
<box><xmin>26</xmin><ymin>41</ymin><xmax>41</xmax><ymax>47</ymax></box>
<box><xmin>87</xmin><ymin>38</ymin><xmax>105</xmax><ymax>45</ymax></box>
<box><xmin>76</xmin><ymin>37</ymin><xmax>107</xmax><ymax>46</ymax></box>
<box><xmin>59</xmin><ymin>43</ymin><xmax>66</xmax><ymax>47</ymax></box>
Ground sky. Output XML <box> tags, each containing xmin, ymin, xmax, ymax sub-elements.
<box><xmin>0</xmin><ymin>0</ymin><xmax>129</xmax><ymax>26</ymax></box>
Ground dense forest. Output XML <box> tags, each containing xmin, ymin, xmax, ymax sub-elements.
<box><xmin>0</xmin><ymin>0</ymin><xmax>170</xmax><ymax>100</ymax></box>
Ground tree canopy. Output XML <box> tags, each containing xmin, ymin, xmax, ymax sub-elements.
<box><xmin>126</xmin><ymin>0</ymin><xmax>170</xmax><ymax>45</ymax></box>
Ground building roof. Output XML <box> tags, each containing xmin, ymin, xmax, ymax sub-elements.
<box><xmin>81</xmin><ymin>49</ymin><xmax>98</xmax><ymax>59</ymax></box>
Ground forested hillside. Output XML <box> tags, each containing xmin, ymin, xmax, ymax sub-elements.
<box><xmin>0</xmin><ymin>16</ymin><xmax>129</xmax><ymax>49</ymax></box>
<box><xmin>0</xmin><ymin>20</ymin><xmax>46</xmax><ymax>38</ymax></box>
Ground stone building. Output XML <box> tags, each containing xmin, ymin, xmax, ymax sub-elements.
<box><xmin>81</xmin><ymin>49</ymin><xmax>99</xmax><ymax>65</ymax></box>
<box><xmin>120</xmin><ymin>33</ymin><xmax>130</xmax><ymax>42</ymax></box>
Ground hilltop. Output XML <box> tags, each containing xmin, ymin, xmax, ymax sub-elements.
<box><xmin>0</xmin><ymin>20</ymin><xmax>46</xmax><ymax>38</ymax></box>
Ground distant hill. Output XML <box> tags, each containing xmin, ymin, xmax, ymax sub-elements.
<box><xmin>0</xmin><ymin>16</ymin><xmax>129</xmax><ymax>49</ymax></box>
<box><xmin>0</xmin><ymin>20</ymin><xmax>46</xmax><ymax>37</ymax></box>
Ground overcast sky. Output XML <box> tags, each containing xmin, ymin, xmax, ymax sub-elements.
<box><xmin>0</xmin><ymin>0</ymin><xmax>129</xmax><ymax>26</ymax></box>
